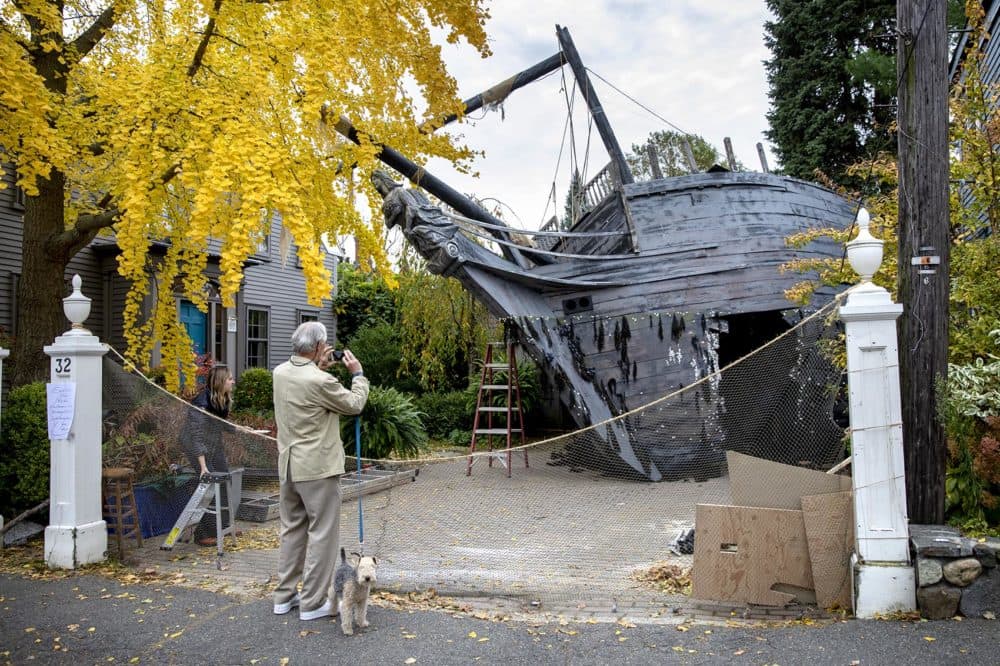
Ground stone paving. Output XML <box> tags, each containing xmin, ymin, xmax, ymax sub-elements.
<box><xmin>127</xmin><ymin>453</ymin><xmax>833</xmax><ymax>625</ymax></box>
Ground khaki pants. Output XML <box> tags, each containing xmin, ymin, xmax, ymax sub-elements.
<box><xmin>273</xmin><ymin>474</ymin><xmax>342</xmax><ymax>613</ymax></box>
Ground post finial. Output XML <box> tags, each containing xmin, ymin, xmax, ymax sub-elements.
<box><xmin>846</xmin><ymin>207</ymin><xmax>883</xmax><ymax>283</ymax></box>
<box><xmin>63</xmin><ymin>273</ymin><xmax>92</xmax><ymax>332</ymax></box>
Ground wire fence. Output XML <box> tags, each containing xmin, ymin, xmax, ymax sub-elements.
<box><xmin>102</xmin><ymin>296</ymin><xmax>847</xmax><ymax>601</ymax></box>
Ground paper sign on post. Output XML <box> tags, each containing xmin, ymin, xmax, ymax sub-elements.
<box><xmin>47</xmin><ymin>382</ymin><xmax>76</xmax><ymax>441</ymax></box>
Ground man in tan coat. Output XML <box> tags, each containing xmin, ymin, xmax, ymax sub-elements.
<box><xmin>271</xmin><ymin>321</ymin><xmax>369</xmax><ymax>620</ymax></box>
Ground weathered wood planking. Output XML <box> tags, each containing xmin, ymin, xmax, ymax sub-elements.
<box><xmin>377</xmin><ymin>168</ymin><xmax>853</xmax><ymax>479</ymax></box>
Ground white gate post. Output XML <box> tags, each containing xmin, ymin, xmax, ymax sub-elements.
<box><xmin>43</xmin><ymin>275</ymin><xmax>108</xmax><ymax>568</ymax></box>
<box><xmin>839</xmin><ymin>208</ymin><xmax>916</xmax><ymax>617</ymax></box>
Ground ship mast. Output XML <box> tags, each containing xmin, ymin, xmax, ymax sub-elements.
<box><xmin>556</xmin><ymin>25</ymin><xmax>634</xmax><ymax>185</ymax></box>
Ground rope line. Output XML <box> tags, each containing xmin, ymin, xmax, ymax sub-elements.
<box><xmin>102</xmin><ymin>289</ymin><xmax>846</xmax><ymax>470</ymax></box>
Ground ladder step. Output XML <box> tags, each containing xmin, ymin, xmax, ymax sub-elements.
<box><xmin>481</xmin><ymin>384</ymin><xmax>510</xmax><ymax>390</ymax></box>
<box><xmin>474</xmin><ymin>428</ymin><xmax>522</xmax><ymax>435</ymax></box>
<box><xmin>478</xmin><ymin>406</ymin><xmax>510</xmax><ymax>412</ymax></box>
<box><xmin>485</xmin><ymin>363</ymin><xmax>510</xmax><ymax>369</ymax></box>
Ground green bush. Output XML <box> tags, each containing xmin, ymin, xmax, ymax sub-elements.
<box><xmin>414</xmin><ymin>390</ymin><xmax>472</xmax><ymax>438</ymax></box>
<box><xmin>466</xmin><ymin>356</ymin><xmax>543</xmax><ymax>430</ymax></box>
<box><xmin>341</xmin><ymin>386</ymin><xmax>427</xmax><ymax>459</ymax></box>
<box><xmin>941</xmin><ymin>331</ymin><xmax>1000</xmax><ymax>530</ymax></box>
<box><xmin>346</xmin><ymin>322</ymin><xmax>419</xmax><ymax>392</ymax></box>
<box><xmin>0</xmin><ymin>382</ymin><xmax>50</xmax><ymax>515</ymax></box>
<box><xmin>234</xmin><ymin>367</ymin><xmax>273</xmax><ymax>415</ymax></box>
<box><xmin>333</xmin><ymin>263</ymin><xmax>398</xmax><ymax>342</ymax></box>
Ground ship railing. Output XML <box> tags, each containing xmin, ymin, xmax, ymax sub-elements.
<box><xmin>581</xmin><ymin>162</ymin><xmax>620</xmax><ymax>211</ymax></box>
<box><xmin>442</xmin><ymin>209</ymin><xmax>632</xmax><ymax>260</ymax></box>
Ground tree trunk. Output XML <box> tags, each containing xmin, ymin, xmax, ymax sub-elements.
<box><xmin>896</xmin><ymin>0</ymin><xmax>949</xmax><ymax>524</ymax></box>
<box><xmin>10</xmin><ymin>170</ymin><xmax>72</xmax><ymax>387</ymax></box>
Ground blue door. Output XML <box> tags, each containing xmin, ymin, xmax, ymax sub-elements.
<box><xmin>179</xmin><ymin>301</ymin><xmax>208</xmax><ymax>355</ymax></box>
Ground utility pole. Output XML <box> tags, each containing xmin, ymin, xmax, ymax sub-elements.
<box><xmin>896</xmin><ymin>0</ymin><xmax>949</xmax><ymax>524</ymax></box>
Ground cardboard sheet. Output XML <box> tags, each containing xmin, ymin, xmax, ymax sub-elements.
<box><xmin>692</xmin><ymin>503</ymin><xmax>814</xmax><ymax>606</ymax></box>
<box><xmin>727</xmin><ymin>451</ymin><xmax>851</xmax><ymax>510</ymax></box>
<box><xmin>801</xmin><ymin>491</ymin><xmax>854</xmax><ymax>610</ymax></box>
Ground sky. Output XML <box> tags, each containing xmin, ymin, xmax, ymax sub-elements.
<box><xmin>420</xmin><ymin>1</ymin><xmax>778</xmax><ymax>232</ymax></box>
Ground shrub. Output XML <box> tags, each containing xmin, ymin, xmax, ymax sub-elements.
<box><xmin>941</xmin><ymin>331</ymin><xmax>1000</xmax><ymax>530</ymax></box>
<box><xmin>341</xmin><ymin>386</ymin><xmax>427</xmax><ymax>459</ymax></box>
<box><xmin>445</xmin><ymin>428</ymin><xmax>471</xmax><ymax>448</ymax></box>
<box><xmin>234</xmin><ymin>367</ymin><xmax>273</xmax><ymax>415</ymax></box>
<box><xmin>145</xmin><ymin>365</ymin><xmax>167</xmax><ymax>386</ymax></box>
<box><xmin>466</xmin><ymin>356</ymin><xmax>543</xmax><ymax>430</ymax></box>
<box><xmin>0</xmin><ymin>382</ymin><xmax>50</xmax><ymax>515</ymax></box>
<box><xmin>333</xmin><ymin>263</ymin><xmax>398</xmax><ymax>342</ymax></box>
<box><xmin>414</xmin><ymin>390</ymin><xmax>472</xmax><ymax>438</ymax></box>
<box><xmin>346</xmin><ymin>322</ymin><xmax>419</xmax><ymax>392</ymax></box>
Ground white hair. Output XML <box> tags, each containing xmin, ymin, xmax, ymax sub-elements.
<box><xmin>291</xmin><ymin>321</ymin><xmax>327</xmax><ymax>354</ymax></box>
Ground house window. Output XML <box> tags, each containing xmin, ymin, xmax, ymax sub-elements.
<box><xmin>246</xmin><ymin>307</ymin><xmax>269</xmax><ymax>368</ymax></box>
<box><xmin>298</xmin><ymin>310</ymin><xmax>319</xmax><ymax>324</ymax></box>
<box><xmin>254</xmin><ymin>208</ymin><xmax>271</xmax><ymax>255</ymax></box>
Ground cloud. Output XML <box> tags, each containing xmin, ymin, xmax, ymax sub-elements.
<box><xmin>419</xmin><ymin>1</ymin><xmax>777</xmax><ymax>230</ymax></box>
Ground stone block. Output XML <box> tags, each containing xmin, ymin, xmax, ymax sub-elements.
<box><xmin>916</xmin><ymin>584</ymin><xmax>961</xmax><ymax>620</ymax></box>
<box><xmin>959</xmin><ymin>568</ymin><xmax>1000</xmax><ymax>618</ymax></box>
<box><xmin>943</xmin><ymin>558</ymin><xmax>982</xmax><ymax>587</ymax></box>
<box><xmin>916</xmin><ymin>557</ymin><xmax>943</xmax><ymax>587</ymax></box>
<box><xmin>910</xmin><ymin>524</ymin><xmax>967</xmax><ymax>557</ymax></box>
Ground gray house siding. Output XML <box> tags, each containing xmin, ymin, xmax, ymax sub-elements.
<box><xmin>0</xmin><ymin>166</ymin><xmax>22</xmax><ymax>339</ymax></box>
<box><xmin>0</xmin><ymin>168</ymin><xmax>341</xmax><ymax>382</ymax></box>
<box><xmin>240</xmin><ymin>212</ymin><xmax>340</xmax><ymax>372</ymax></box>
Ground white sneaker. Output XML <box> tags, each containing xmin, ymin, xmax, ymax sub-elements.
<box><xmin>299</xmin><ymin>599</ymin><xmax>334</xmax><ymax>621</ymax></box>
<box><xmin>273</xmin><ymin>594</ymin><xmax>300</xmax><ymax>615</ymax></box>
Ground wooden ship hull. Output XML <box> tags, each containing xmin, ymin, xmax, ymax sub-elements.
<box><xmin>337</xmin><ymin>26</ymin><xmax>854</xmax><ymax>480</ymax></box>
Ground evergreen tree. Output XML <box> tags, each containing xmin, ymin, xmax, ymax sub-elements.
<box><xmin>562</xmin><ymin>170</ymin><xmax>585</xmax><ymax>228</ymax></box>
<box><xmin>763</xmin><ymin>0</ymin><xmax>896</xmax><ymax>186</ymax></box>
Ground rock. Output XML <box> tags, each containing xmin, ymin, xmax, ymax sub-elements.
<box><xmin>974</xmin><ymin>543</ymin><xmax>997</xmax><ymax>569</ymax></box>
<box><xmin>959</xmin><ymin>568</ymin><xmax>1000</xmax><ymax>618</ymax></box>
<box><xmin>910</xmin><ymin>524</ymin><xmax>966</xmax><ymax>557</ymax></box>
<box><xmin>2</xmin><ymin>521</ymin><xmax>44</xmax><ymax>547</ymax></box>
<box><xmin>943</xmin><ymin>558</ymin><xmax>983</xmax><ymax>587</ymax></box>
<box><xmin>917</xmin><ymin>584</ymin><xmax>962</xmax><ymax>620</ymax></box>
<box><xmin>916</xmin><ymin>557</ymin><xmax>943</xmax><ymax>587</ymax></box>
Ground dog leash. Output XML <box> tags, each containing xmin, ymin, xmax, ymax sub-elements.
<box><xmin>355</xmin><ymin>415</ymin><xmax>364</xmax><ymax>547</ymax></box>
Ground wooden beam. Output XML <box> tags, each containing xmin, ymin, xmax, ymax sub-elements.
<box><xmin>645</xmin><ymin>143</ymin><xmax>664</xmax><ymax>180</ymax></box>
<box><xmin>896</xmin><ymin>0</ymin><xmax>949</xmax><ymax>523</ymax></box>
<box><xmin>681</xmin><ymin>138</ymin><xmax>698</xmax><ymax>172</ymax></box>
<box><xmin>432</xmin><ymin>52</ymin><xmax>565</xmax><ymax>130</ymax></box>
<box><xmin>756</xmin><ymin>143</ymin><xmax>770</xmax><ymax>173</ymax></box>
<box><xmin>724</xmin><ymin>137</ymin><xmax>737</xmax><ymax>171</ymax></box>
<box><xmin>556</xmin><ymin>25</ymin><xmax>634</xmax><ymax>185</ymax></box>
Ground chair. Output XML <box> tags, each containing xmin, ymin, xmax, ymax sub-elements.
<box><xmin>102</xmin><ymin>467</ymin><xmax>143</xmax><ymax>554</ymax></box>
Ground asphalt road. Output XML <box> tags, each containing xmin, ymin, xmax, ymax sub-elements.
<box><xmin>1</xmin><ymin>574</ymin><xmax>994</xmax><ymax>665</ymax></box>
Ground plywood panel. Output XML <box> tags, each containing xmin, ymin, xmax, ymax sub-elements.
<box><xmin>728</xmin><ymin>451</ymin><xmax>852</xmax><ymax>510</ymax></box>
<box><xmin>692</xmin><ymin>504</ymin><xmax>813</xmax><ymax>606</ymax></box>
<box><xmin>801</xmin><ymin>491</ymin><xmax>854</xmax><ymax>610</ymax></box>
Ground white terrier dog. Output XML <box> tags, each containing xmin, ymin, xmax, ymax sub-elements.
<box><xmin>332</xmin><ymin>547</ymin><xmax>377</xmax><ymax>635</ymax></box>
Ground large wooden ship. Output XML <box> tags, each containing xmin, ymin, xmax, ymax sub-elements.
<box><xmin>335</xmin><ymin>27</ymin><xmax>854</xmax><ymax>480</ymax></box>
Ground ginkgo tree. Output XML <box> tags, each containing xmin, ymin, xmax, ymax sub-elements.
<box><xmin>1</xmin><ymin>0</ymin><xmax>491</xmax><ymax>388</ymax></box>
